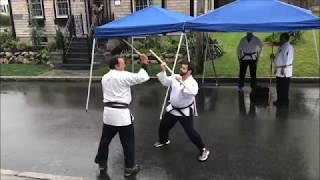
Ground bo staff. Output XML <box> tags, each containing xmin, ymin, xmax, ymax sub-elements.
<box><xmin>123</xmin><ymin>39</ymin><xmax>142</xmax><ymax>55</ymax></box>
<box><xmin>149</xmin><ymin>49</ymin><xmax>190</xmax><ymax>89</ymax></box>
<box><xmin>149</xmin><ymin>49</ymin><xmax>175</xmax><ymax>75</ymax></box>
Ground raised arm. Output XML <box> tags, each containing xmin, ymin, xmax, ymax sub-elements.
<box><xmin>157</xmin><ymin>62</ymin><xmax>174</xmax><ymax>87</ymax></box>
<box><xmin>122</xmin><ymin>54</ymin><xmax>150</xmax><ymax>86</ymax></box>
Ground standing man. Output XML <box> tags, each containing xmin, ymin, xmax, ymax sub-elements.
<box><xmin>237</xmin><ymin>32</ymin><xmax>263</xmax><ymax>91</ymax></box>
<box><xmin>94</xmin><ymin>54</ymin><xmax>150</xmax><ymax>177</ymax></box>
<box><xmin>92</xmin><ymin>0</ymin><xmax>104</xmax><ymax>26</ymax></box>
<box><xmin>154</xmin><ymin>61</ymin><xmax>210</xmax><ymax>162</ymax></box>
<box><xmin>270</xmin><ymin>33</ymin><xmax>293</xmax><ymax>106</ymax></box>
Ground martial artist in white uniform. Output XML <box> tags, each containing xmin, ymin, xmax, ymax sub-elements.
<box><xmin>95</xmin><ymin>54</ymin><xmax>150</xmax><ymax>177</ymax></box>
<box><xmin>237</xmin><ymin>32</ymin><xmax>263</xmax><ymax>91</ymax></box>
<box><xmin>271</xmin><ymin>33</ymin><xmax>294</xmax><ymax>106</ymax></box>
<box><xmin>154</xmin><ymin>61</ymin><xmax>210</xmax><ymax>162</ymax></box>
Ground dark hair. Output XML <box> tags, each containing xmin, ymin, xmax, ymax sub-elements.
<box><xmin>280</xmin><ymin>33</ymin><xmax>290</xmax><ymax>41</ymax></box>
<box><xmin>181</xmin><ymin>61</ymin><xmax>195</xmax><ymax>75</ymax></box>
<box><xmin>109</xmin><ymin>55</ymin><xmax>120</xmax><ymax>69</ymax></box>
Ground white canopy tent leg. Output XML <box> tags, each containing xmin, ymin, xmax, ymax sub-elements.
<box><xmin>312</xmin><ymin>30</ymin><xmax>319</xmax><ymax>65</ymax></box>
<box><xmin>185</xmin><ymin>33</ymin><xmax>191</xmax><ymax>62</ymax></box>
<box><xmin>160</xmin><ymin>33</ymin><xmax>185</xmax><ymax>119</ymax></box>
<box><xmin>131</xmin><ymin>37</ymin><xmax>135</xmax><ymax>72</ymax></box>
<box><xmin>211</xmin><ymin>58</ymin><xmax>219</xmax><ymax>86</ymax></box>
<box><xmin>184</xmin><ymin>33</ymin><xmax>198</xmax><ymax>117</ymax></box>
<box><xmin>86</xmin><ymin>38</ymin><xmax>97</xmax><ymax>111</ymax></box>
<box><xmin>268</xmin><ymin>33</ymin><xmax>275</xmax><ymax>106</ymax></box>
<box><xmin>210</xmin><ymin>33</ymin><xmax>219</xmax><ymax>86</ymax></box>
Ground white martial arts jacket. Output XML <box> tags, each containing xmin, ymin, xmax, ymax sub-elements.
<box><xmin>237</xmin><ymin>36</ymin><xmax>263</xmax><ymax>60</ymax></box>
<box><xmin>157</xmin><ymin>71</ymin><xmax>198</xmax><ymax>116</ymax></box>
<box><xmin>273</xmin><ymin>42</ymin><xmax>294</xmax><ymax>78</ymax></box>
<box><xmin>102</xmin><ymin>69</ymin><xmax>150</xmax><ymax>126</ymax></box>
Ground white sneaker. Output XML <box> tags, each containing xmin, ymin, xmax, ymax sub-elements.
<box><xmin>153</xmin><ymin>140</ymin><xmax>170</xmax><ymax>148</ymax></box>
<box><xmin>198</xmin><ymin>148</ymin><xmax>210</xmax><ymax>162</ymax></box>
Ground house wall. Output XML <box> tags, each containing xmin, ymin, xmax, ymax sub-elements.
<box><xmin>11</xmin><ymin>0</ymin><xmax>31</xmax><ymax>42</ymax></box>
<box><xmin>70</xmin><ymin>0</ymin><xmax>88</xmax><ymax>35</ymax></box>
<box><xmin>11</xmin><ymin>0</ymin><xmax>88</xmax><ymax>42</ymax></box>
<box><xmin>111</xmin><ymin>0</ymin><xmax>132</xmax><ymax>19</ymax></box>
<box><xmin>111</xmin><ymin>0</ymin><xmax>192</xmax><ymax>20</ymax></box>
<box><xmin>11</xmin><ymin>0</ymin><xmax>215</xmax><ymax>41</ymax></box>
<box><xmin>43</xmin><ymin>0</ymin><xmax>56</xmax><ymax>37</ymax></box>
<box><xmin>167</xmin><ymin>0</ymin><xmax>190</xmax><ymax>15</ymax></box>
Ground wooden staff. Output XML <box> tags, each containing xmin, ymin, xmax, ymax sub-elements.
<box><xmin>149</xmin><ymin>50</ymin><xmax>175</xmax><ymax>74</ymax></box>
<box><xmin>123</xmin><ymin>39</ymin><xmax>142</xmax><ymax>55</ymax></box>
<box><xmin>149</xmin><ymin>49</ymin><xmax>191</xmax><ymax>89</ymax></box>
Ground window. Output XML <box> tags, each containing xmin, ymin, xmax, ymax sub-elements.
<box><xmin>30</xmin><ymin>0</ymin><xmax>44</xmax><ymax>18</ymax></box>
<box><xmin>55</xmin><ymin>0</ymin><xmax>69</xmax><ymax>18</ymax></box>
<box><xmin>135</xmin><ymin>0</ymin><xmax>148</xmax><ymax>11</ymax></box>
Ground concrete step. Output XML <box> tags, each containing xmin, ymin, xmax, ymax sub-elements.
<box><xmin>68</xmin><ymin>47</ymin><xmax>90</xmax><ymax>52</ymax></box>
<box><xmin>67</xmin><ymin>52</ymin><xmax>90</xmax><ymax>58</ymax></box>
<box><xmin>65</xmin><ymin>58</ymin><xmax>90</xmax><ymax>64</ymax></box>
<box><xmin>60</xmin><ymin>63</ymin><xmax>92</xmax><ymax>70</ymax></box>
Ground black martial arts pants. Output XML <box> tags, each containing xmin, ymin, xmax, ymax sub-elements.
<box><xmin>158</xmin><ymin>112</ymin><xmax>205</xmax><ymax>153</ymax></box>
<box><xmin>95</xmin><ymin>124</ymin><xmax>135</xmax><ymax>168</ymax></box>
<box><xmin>276</xmin><ymin>77</ymin><xmax>291</xmax><ymax>105</ymax></box>
<box><xmin>238</xmin><ymin>60</ymin><xmax>257</xmax><ymax>89</ymax></box>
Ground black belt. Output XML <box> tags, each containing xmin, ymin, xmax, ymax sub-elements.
<box><xmin>169</xmin><ymin>103</ymin><xmax>193</xmax><ymax>117</ymax></box>
<box><xmin>104</xmin><ymin>102</ymin><xmax>129</xmax><ymax>109</ymax></box>
<box><xmin>275</xmin><ymin>64</ymin><xmax>292</xmax><ymax>68</ymax></box>
<box><xmin>240</xmin><ymin>52</ymin><xmax>257</xmax><ymax>61</ymax></box>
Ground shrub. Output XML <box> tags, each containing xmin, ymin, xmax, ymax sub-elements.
<box><xmin>0</xmin><ymin>32</ymin><xmax>17</xmax><ymax>52</ymax></box>
<box><xmin>55</xmin><ymin>30</ymin><xmax>64</xmax><ymax>49</ymax></box>
<box><xmin>48</xmin><ymin>41</ymin><xmax>57</xmax><ymax>52</ymax></box>
<box><xmin>264</xmin><ymin>32</ymin><xmax>304</xmax><ymax>45</ymax></box>
<box><xmin>16</xmin><ymin>42</ymin><xmax>28</xmax><ymax>51</ymax></box>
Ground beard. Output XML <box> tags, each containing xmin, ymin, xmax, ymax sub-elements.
<box><xmin>180</xmin><ymin>71</ymin><xmax>187</xmax><ymax>76</ymax></box>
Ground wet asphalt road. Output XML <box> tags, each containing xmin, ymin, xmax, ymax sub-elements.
<box><xmin>1</xmin><ymin>81</ymin><xmax>319</xmax><ymax>180</ymax></box>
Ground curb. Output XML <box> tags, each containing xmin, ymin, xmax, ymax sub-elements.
<box><xmin>1</xmin><ymin>169</ymin><xmax>84</xmax><ymax>180</ymax></box>
<box><xmin>1</xmin><ymin>76</ymin><xmax>320</xmax><ymax>83</ymax></box>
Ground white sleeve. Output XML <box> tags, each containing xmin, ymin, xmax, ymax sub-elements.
<box><xmin>284</xmin><ymin>45</ymin><xmax>294</xmax><ymax>65</ymax></box>
<box><xmin>157</xmin><ymin>71</ymin><xmax>172</xmax><ymax>87</ymax></box>
<box><xmin>122</xmin><ymin>68</ymin><xmax>150</xmax><ymax>86</ymax></box>
<box><xmin>182</xmin><ymin>79</ymin><xmax>198</xmax><ymax>96</ymax></box>
<box><xmin>281</xmin><ymin>47</ymin><xmax>289</xmax><ymax>66</ymax></box>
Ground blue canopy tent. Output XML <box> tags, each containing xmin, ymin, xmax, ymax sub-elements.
<box><xmin>86</xmin><ymin>6</ymin><xmax>195</xmax><ymax>116</ymax></box>
<box><xmin>185</xmin><ymin>0</ymin><xmax>320</xmax><ymax>32</ymax></box>
<box><xmin>95</xmin><ymin>5</ymin><xmax>192</xmax><ymax>38</ymax></box>
<box><xmin>184</xmin><ymin>0</ymin><xmax>320</xmax><ymax>86</ymax></box>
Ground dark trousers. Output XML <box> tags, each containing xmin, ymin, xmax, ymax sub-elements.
<box><xmin>159</xmin><ymin>112</ymin><xmax>205</xmax><ymax>153</ymax></box>
<box><xmin>276</xmin><ymin>77</ymin><xmax>291</xmax><ymax>105</ymax></box>
<box><xmin>95</xmin><ymin>124</ymin><xmax>135</xmax><ymax>168</ymax></box>
<box><xmin>238</xmin><ymin>60</ymin><xmax>257</xmax><ymax>88</ymax></box>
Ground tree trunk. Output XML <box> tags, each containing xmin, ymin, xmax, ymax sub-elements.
<box><xmin>194</xmin><ymin>32</ymin><xmax>206</xmax><ymax>74</ymax></box>
<box><xmin>194</xmin><ymin>0</ymin><xmax>206</xmax><ymax>74</ymax></box>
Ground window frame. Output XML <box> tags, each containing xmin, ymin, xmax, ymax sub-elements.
<box><xmin>134</xmin><ymin>0</ymin><xmax>149</xmax><ymax>11</ymax></box>
<box><xmin>55</xmin><ymin>0</ymin><xmax>70</xmax><ymax>19</ymax></box>
<box><xmin>29</xmin><ymin>0</ymin><xmax>44</xmax><ymax>19</ymax></box>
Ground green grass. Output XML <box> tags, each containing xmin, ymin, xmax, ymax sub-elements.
<box><xmin>0</xmin><ymin>64</ymin><xmax>51</xmax><ymax>76</ymax></box>
<box><xmin>205</xmin><ymin>31</ymin><xmax>320</xmax><ymax>77</ymax></box>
